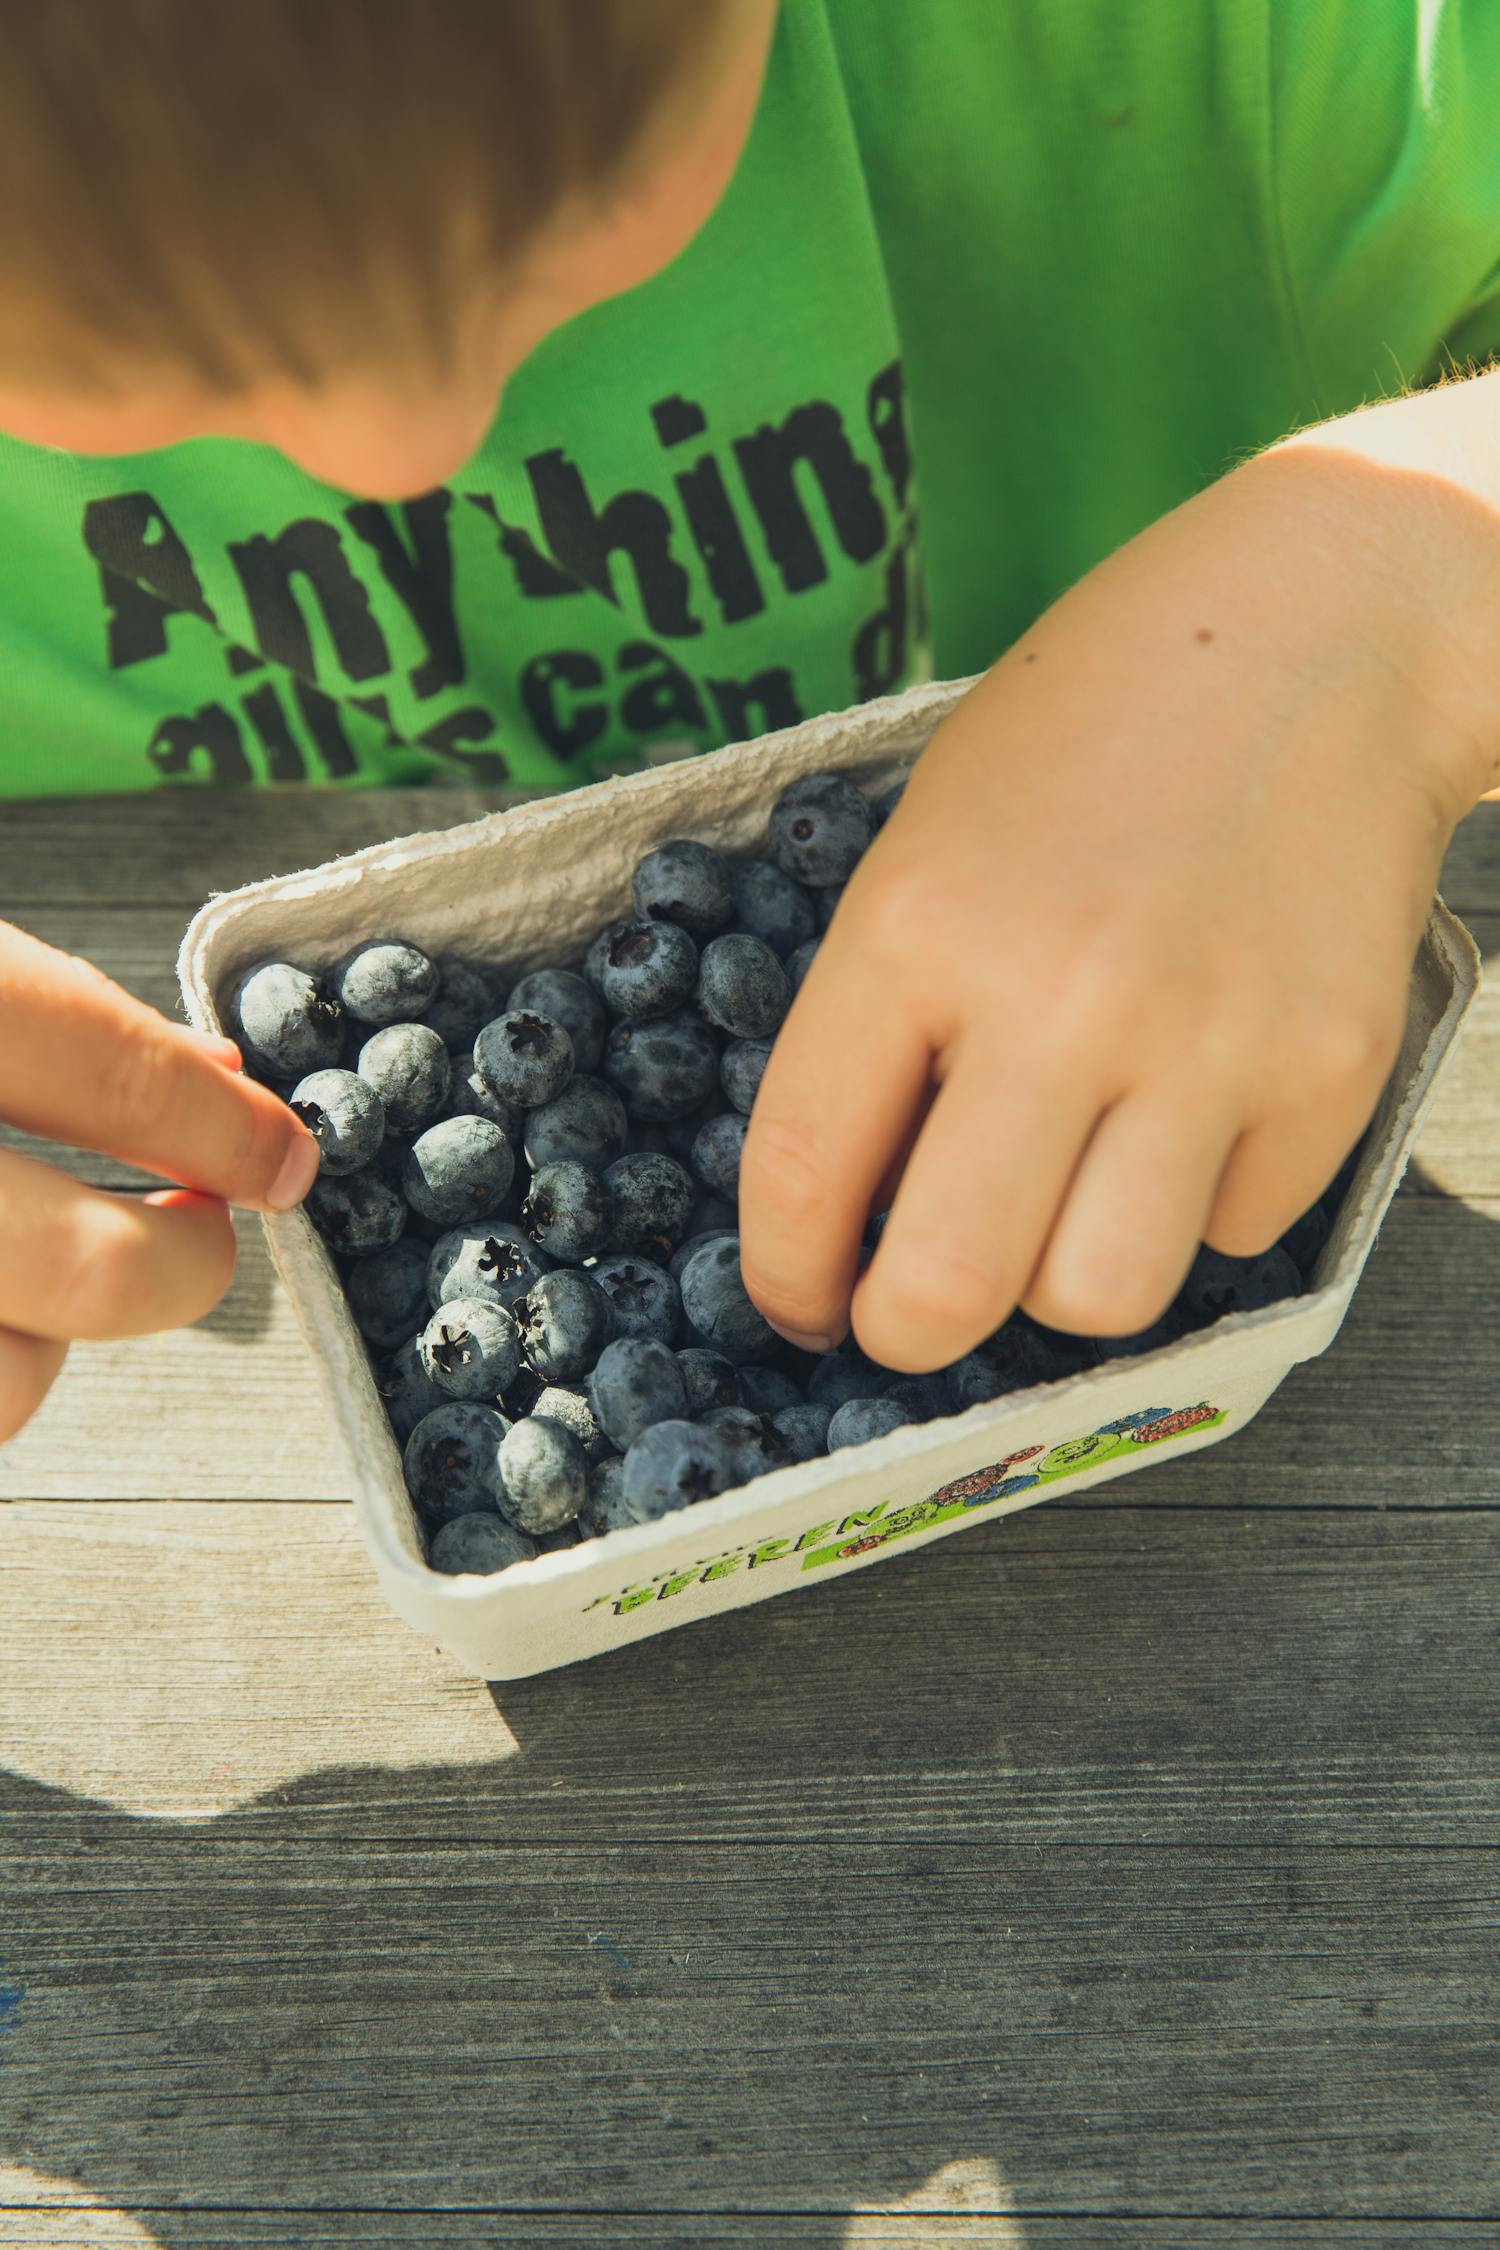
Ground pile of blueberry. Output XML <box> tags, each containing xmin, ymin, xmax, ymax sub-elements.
<box><xmin>226</xmin><ymin>767</ymin><xmax>1351</xmax><ymax>1578</ymax></box>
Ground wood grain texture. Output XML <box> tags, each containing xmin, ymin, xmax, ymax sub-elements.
<box><xmin>2</xmin><ymin>1503</ymin><xmax>1500</xmax><ymax>2223</ymax></box>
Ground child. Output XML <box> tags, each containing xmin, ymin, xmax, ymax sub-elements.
<box><xmin>0</xmin><ymin>0</ymin><xmax>1494</xmax><ymax>1439</ymax></box>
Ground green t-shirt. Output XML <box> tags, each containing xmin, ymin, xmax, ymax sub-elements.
<box><xmin>3</xmin><ymin>0</ymin><xmax>1500</xmax><ymax>797</ymax></box>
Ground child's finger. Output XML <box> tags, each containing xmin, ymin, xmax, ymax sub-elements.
<box><xmin>1204</xmin><ymin>1095</ymin><xmax>1378</xmax><ymax>1259</ymax></box>
<box><xmin>738</xmin><ymin>969</ymin><xmax>932</xmax><ymax>1351</ymax></box>
<box><xmin>850</xmin><ymin>1043</ymin><xmax>1107</xmax><ymax>1373</ymax></box>
<box><xmin>0</xmin><ymin>1324</ymin><xmax>68</xmax><ymax>1442</ymax></box>
<box><xmin>0</xmin><ymin>1155</ymin><xmax>237</xmax><ymax>1341</ymax></box>
<box><xmin>0</xmin><ymin>923</ymin><xmax>318</xmax><ymax>1212</ymax></box>
<box><xmin>1019</xmin><ymin>1080</ymin><xmax>1238</xmax><ymax>1338</ymax></box>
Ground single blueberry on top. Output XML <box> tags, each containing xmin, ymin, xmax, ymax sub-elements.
<box><xmin>697</xmin><ymin>932</ymin><xmax>789</xmax><ymax>1040</ymax></box>
<box><xmin>418</xmin><ymin>1295</ymin><xmax>522</xmax><ymax>1401</ymax></box>
<box><xmin>588</xmin><ymin>1335</ymin><xmax>689</xmax><ymax>1451</ymax></box>
<box><xmin>332</xmin><ymin>939</ymin><xmax>439</xmax><ymax>1027</ymax></box>
<box><xmin>521</xmin><ymin>1161</ymin><xmax>611</xmax><ymax>1264</ymax></box>
<box><xmin>517</xmin><ymin>1267</ymin><xmax>614</xmax><ymax>1383</ymax></box>
<box><xmin>768</xmin><ymin>771</ymin><xmax>876</xmax><ymax>887</ymax></box>
<box><xmin>678</xmin><ymin>1236</ymin><xmax>777</xmax><ymax>1365</ymax></box>
<box><xmin>522</xmin><ymin>1075</ymin><xmax>629</xmax><ymax>1171</ymax></box>
<box><xmin>632</xmin><ymin>838</ymin><xmax>735</xmax><ymax>940</ymax></box>
<box><xmin>497</xmin><ymin>1415</ymin><xmax>590</xmax><ymax>1534</ymax></box>
<box><xmin>401</xmin><ymin>1115</ymin><xmax>516</xmax><ymax>1226</ymax></box>
<box><xmin>603</xmin><ymin>1010</ymin><xmax>720</xmax><ymax>1123</ymax></box>
<box><xmin>357</xmin><ymin>1021</ymin><xmax>452</xmax><ymax>1135</ymax></box>
<box><xmin>306</xmin><ymin>1166</ymin><xmax>408</xmax><ymax>1256</ymax></box>
<box><xmin>429</xmin><ymin>1511</ymin><xmax>537</xmax><ymax>1576</ymax></box>
<box><xmin>602</xmin><ymin>1151</ymin><xmax>697</xmax><ymax>1260</ymax></box>
<box><xmin>288</xmin><ymin>1067</ymin><xmax>385</xmax><ymax>1176</ymax></box>
<box><xmin>585</xmin><ymin>916</ymin><xmax>699</xmax><ymax>1022</ymax></box>
<box><xmin>402</xmin><ymin>1400</ymin><xmax>510</xmax><ymax>1526</ymax></box>
<box><xmin>428</xmin><ymin>1222</ymin><xmax>552</xmax><ymax>1314</ymax></box>
<box><xmin>473</xmin><ymin>1009</ymin><xmax>575</xmax><ymax>1111</ymax></box>
<box><xmin>346</xmin><ymin>1236</ymin><xmax>430</xmax><ymax>1350</ymax></box>
<box><xmin>727</xmin><ymin>857</ymin><xmax>817</xmax><ymax>957</ymax></box>
<box><xmin>230</xmin><ymin>962</ymin><xmax>343</xmax><ymax>1081</ymax></box>
<box><xmin>621</xmin><ymin>1417</ymin><xmax>738</xmax><ymax>1523</ymax></box>
<box><xmin>591</xmin><ymin>1254</ymin><xmax>681</xmax><ymax>1347</ymax></box>
<box><xmin>507</xmin><ymin>969</ymin><xmax>607</xmax><ymax>1075</ymax></box>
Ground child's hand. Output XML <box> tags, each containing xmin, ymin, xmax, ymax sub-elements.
<box><xmin>739</xmin><ymin>447</ymin><xmax>1491</xmax><ymax>1373</ymax></box>
<box><xmin>0</xmin><ymin>925</ymin><xmax>319</xmax><ymax>1438</ymax></box>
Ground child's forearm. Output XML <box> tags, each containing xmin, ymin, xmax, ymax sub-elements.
<box><xmin>1256</xmin><ymin>366</ymin><xmax>1500</xmax><ymax>811</ymax></box>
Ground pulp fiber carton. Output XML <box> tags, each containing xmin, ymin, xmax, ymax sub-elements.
<box><xmin>178</xmin><ymin>675</ymin><xmax>1482</xmax><ymax>1680</ymax></box>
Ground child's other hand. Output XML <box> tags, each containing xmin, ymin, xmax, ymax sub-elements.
<box><xmin>0</xmin><ymin>925</ymin><xmax>319</xmax><ymax>1438</ymax></box>
<box><xmin>740</xmin><ymin>450</ymin><xmax>1486</xmax><ymax>1372</ymax></box>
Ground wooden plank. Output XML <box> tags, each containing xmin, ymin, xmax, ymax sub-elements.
<box><xmin>0</xmin><ymin>1194</ymin><xmax>1493</xmax><ymax>1504</ymax></box>
<box><xmin>2</xmin><ymin>1503</ymin><xmax>1495</xmax><ymax>1838</ymax></box>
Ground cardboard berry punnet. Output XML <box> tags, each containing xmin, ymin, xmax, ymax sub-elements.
<box><xmin>178</xmin><ymin>676</ymin><xmax>1481</xmax><ymax>1680</ymax></box>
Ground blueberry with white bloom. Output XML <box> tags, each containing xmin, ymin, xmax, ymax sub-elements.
<box><xmin>429</xmin><ymin>1511</ymin><xmax>537</xmax><ymax>1575</ymax></box>
<box><xmin>603</xmin><ymin>1010</ymin><xmax>720</xmax><ymax>1122</ymax></box>
<box><xmin>530</xmin><ymin>1384</ymin><xmax>611</xmax><ymax>1463</ymax></box>
<box><xmin>401</xmin><ymin>1114</ymin><xmax>515</xmax><ymax>1226</ymax></box>
<box><xmin>621</xmin><ymin>1417</ymin><xmax>738</xmax><ymax>1523</ymax></box>
<box><xmin>428</xmin><ymin>1222</ymin><xmax>552</xmax><ymax>1313</ymax></box>
<box><xmin>588</xmin><ymin>1335</ymin><xmax>689</xmax><ymax>1451</ymax></box>
<box><xmin>728</xmin><ymin>857</ymin><xmax>817</xmax><ymax>957</ymax></box>
<box><xmin>523</xmin><ymin>1074</ymin><xmax>629</xmax><ymax>1170</ymax></box>
<box><xmin>585</xmin><ymin>916</ymin><xmax>699</xmax><ymax>1021</ymax></box>
<box><xmin>772</xmin><ymin>1400</ymin><xmax>833</xmax><ymax>1461</ymax></box>
<box><xmin>521</xmin><ymin>1160</ymin><xmax>611</xmax><ymax>1263</ymax></box>
<box><xmin>497</xmin><ymin>1416</ymin><xmax>590</xmax><ymax>1533</ymax></box>
<box><xmin>602</xmin><ymin>1151</ymin><xmax>697</xmax><ymax>1260</ymax></box>
<box><xmin>402</xmin><ymin>1401</ymin><xmax>511</xmax><ymax>1525</ymax></box>
<box><xmin>289</xmin><ymin>1067</ymin><xmax>385</xmax><ymax>1176</ymax></box>
<box><xmin>419</xmin><ymin>1295</ymin><xmax>521</xmax><ymax>1400</ymax></box>
<box><xmin>446</xmin><ymin>1066</ymin><xmax>523</xmax><ymax>1140</ymax></box>
<box><xmin>473</xmin><ymin>1009</ymin><xmax>575</xmax><ymax>1110</ymax></box>
<box><xmin>506</xmin><ymin>969</ymin><xmax>607</xmax><ymax>1075</ymax></box>
<box><xmin>230</xmin><ymin>961</ymin><xmax>343</xmax><ymax>1081</ymax></box>
<box><xmin>591</xmin><ymin>1254</ymin><xmax>680</xmax><ymax>1346</ymax></box>
<box><xmin>332</xmin><ymin>939</ymin><xmax>438</xmax><ymax>1026</ymax></box>
<box><xmin>633</xmin><ymin>838</ymin><xmax>735</xmax><ymax>939</ymax></box>
<box><xmin>697</xmin><ymin>932</ymin><xmax>789</xmax><ymax>1040</ymax></box>
<box><xmin>678</xmin><ymin>1235</ymin><xmax>777</xmax><ymax>1365</ymax></box>
<box><xmin>517</xmin><ymin>1267</ymin><xmax>613</xmax><ymax>1382</ymax></box>
<box><xmin>827</xmin><ymin>1397</ymin><xmax>919</xmax><ymax>1450</ymax></box>
<box><xmin>357</xmin><ymin>1021</ymin><xmax>451</xmax><ymax>1134</ymax></box>
<box><xmin>768</xmin><ymin>771</ymin><xmax>876</xmax><ymax>887</ymax></box>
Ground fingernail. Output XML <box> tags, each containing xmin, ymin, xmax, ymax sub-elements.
<box><xmin>267</xmin><ymin>1130</ymin><xmax>321</xmax><ymax>1212</ymax></box>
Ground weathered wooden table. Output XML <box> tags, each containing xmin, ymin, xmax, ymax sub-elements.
<box><xmin>0</xmin><ymin>789</ymin><xmax>1495</xmax><ymax>2250</ymax></box>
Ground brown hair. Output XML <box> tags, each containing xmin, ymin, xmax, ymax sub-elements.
<box><xmin>0</xmin><ymin>0</ymin><xmax>738</xmax><ymax>392</ymax></box>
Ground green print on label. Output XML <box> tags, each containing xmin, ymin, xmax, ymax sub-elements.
<box><xmin>585</xmin><ymin>1402</ymin><xmax>1225</xmax><ymax>1616</ymax></box>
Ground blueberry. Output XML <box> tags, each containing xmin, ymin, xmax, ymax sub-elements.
<box><xmin>591</xmin><ymin>1254</ymin><xmax>681</xmax><ymax>1346</ymax></box>
<box><xmin>585</xmin><ymin>916</ymin><xmax>699</xmax><ymax>1022</ymax></box>
<box><xmin>523</xmin><ymin>1075</ymin><xmax>629</xmax><ymax>1170</ymax></box>
<box><xmin>346</xmin><ymin>1237</ymin><xmax>431</xmax><ymax>1349</ymax></box>
<box><xmin>604</xmin><ymin>1010</ymin><xmax>721</xmax><ymax>1123</ymax></box>
<box><xmin>602</xmin><ymin>1152</ymin><xmax>697</xmax><ymax>1260</ymax></box>
<box><xmin>517</xmin><ymin>1267</ymin><xmax>614</xmax><ymax>1382</ymax></box>
<box><xmin>728</xmin><ymin>858</ymin><xmax>817</xmax><ymax>957</ymax></box>
<box><xmin>827</xmin><ymin>1396</ymin><xmax>919</xmax><ymax>1450</ymax></box>
<box><xmin>1093</xmin><ymin>1305</ymin><xmax>1194</xmax><ymax>1361</ymax></box>
<box><xmin>306</xmin><ymin>1165</ymin><xmax>407</xmax><ymax>1255</ymax></box>
<box><xmin>446</xmin><ymin>1066</ymin><xmax>524</xmax><ymax>1141</ymax></box>
<box><xmin>1018</xmin><ymin>1313</ymin><xmax>1098</xmax><ymax>1379</ymax></box>
<box><xmin>230</xmin><ymin>961</ymin><xmax>343</xmax><ymax>1081</ymax></box>
<box><xmin>419</xmin><ymin>1295</ymin><xmax>521</xmax><ymax>1400</ymax></box>
<box><xmin>690</xmin><ymin>1111</ymin><xmax>748</xmax><ymax>1202</ymax></box>
<box><xmin>882</xmin><ymin>1371</ymin><xmax>950</xmax><ymax>1422</ymax></box>
<box><xmin>418</xmin><ymin>955</ymin><xmax>505</xmax><ymax>1052</ymax></box>
<box><xmin>403</xmin><ymin>1401</ymin><xmax>510</xmax><ymax>1525</ymax></box>
<box><xmin>622</xmin><ymin>1417</ymin><xmax>738</xmax><ymax>1523</ymax></box>
<box><xmin>678</xmin><ymin>1236</ymin><xmax>777</xmax><ymax>1365</ymax></box>
<box><xmin>521</xmin><ymin>1160</ymin><xmax>611</xmax><ymax>1263</ymax></box>
<box><xmin>507</xmin><ymin>969</ymin><xmax>607</xmax><ymax>1075</ymax></box>
<box><xmin>497</xmin><ymin>1416</ymin><xmax>590</xmax><ymax>1534</ymax></box>
<box><xmin>588</xmin><ymin>1335</ymin><xmax>689</xmax><ymax>1450</ymax></box>
<box><xmin>401</xmin><ymin>1115</ymin><xmax>515</xmax><ymax>1226</ymax></box>
<box><xmin>668</xmin><ymin>1228</ymin><xmax>738</xmax><ymax>1285</ymax></box>
<box><xmin>332</xmin><ymin>939</ymin><xmax>438</xmax><ymax>1027</ymax></box>
<box><xmin>473</xmin><ymin>1009</ymin><xmax>575</xmax><ymax>1110</ymax></box>
<box><xmin>944</xmin><ymin>1319</ymin><xmax>1056</xmax><ymax>1410</ymax></box>
<box><xmin>720</xmin><ymin>1039</ymin><xmax>773</xmax><ymax>1115</ymax></box>
<box><xmin>428</xmin><ymin>1511</ymin><xmax>537</xmax><ymax>1575</ymax></box>
<box><xmin>768</xmin><ymin>771</ymin><xmax>875</xmax><ymax>887</ymax></box>
<box><xmin>536</xmin><ymin>1520</ymin><xmax>584</xmax><ymax>1552</ymax></box>
<box><xmin>807</xmin><ymin>1353</ymin><xmax>885</xmax><ymax>1410</ymax></box>
<box><xmin>697</xmin><ymin>932</ymin><xmax>789</xmax><ymax>1040</ymax></box>
<box><xmin>772</xmin><ymin>1400</ymin><xmax>833</xmax><ymax>1461</ymax></box>
<box><xmin>377</xmin><ymin>1334</ymin><xmax>445</xmax><ymax>1442</ymax></box>
<box><xmin>871</xmin><ymin>778</ymin><xmax>907</xmax><ymax>827</ymax></box>
<box><xmin>357</xmin><ymin>1021</ymin><xmax>452</xmax><ymax>1135</ymax></box>
<box><xmin>1279</xmin><ymin>1199</ymin><xmax>1331</xmax><ymax>1283</ymax></box>
<box><xmin>813</xmin><ymin>885</ymin><xmax>844</xmax><ymax>933</ymax></box>
<box><xmin>785</xmin><ymin>938</ymin><xmax>820</xmax><ymax>996</ymax></box>
<box><xmin>288</xmin><ymin>1067</ymin><xmax>385</xmax><ymax>1176</ymax></box>
<box><xmin>735</xmin><ymin>1365</ymin><xmax>803</xmax><ymax>1417</ymax></box>
<box><xmin>579</xmin><ymin>1455</ymin><xmax>633</xmax><ymax>1538</ymax></box>
<box><xmin>633</xmin><ymin>838</ymin><xmax>735</xmax><ymax>939</ymax></box>
<box><xmin>428</xmin><ymin>1222</ymin><xmax>552</xmax><ymax>1313</ymax></box>
<box><xmin>685</xmin><ymin>1193</ymin><xmax>738</xmax><ymax>1244</ymax></box>
<box><xmin>677</xmin><ymin>1346</ymin><xmax>740</xmax><ymax>1416</ymax></box>
<box><xmin>530</xmin><ymin>1383</ymin><xmax>612</xmax><ymax>1463</ymax></box>
<box><xmin>1178</xmin><ymin>1244</ymin><xmax>1302</xmax><ymax>1328</ymax></box>
<box><xmin>700</xmin><ymin>1402</ymin><xmax>794</xmax><ymax>1484</ymax></box>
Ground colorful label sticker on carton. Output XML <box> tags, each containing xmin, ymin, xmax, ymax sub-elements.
<box><xmin>584</xmin><ymin>1400</ymin><xmax>1225</xmax><ymax>1617</ymax></box>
